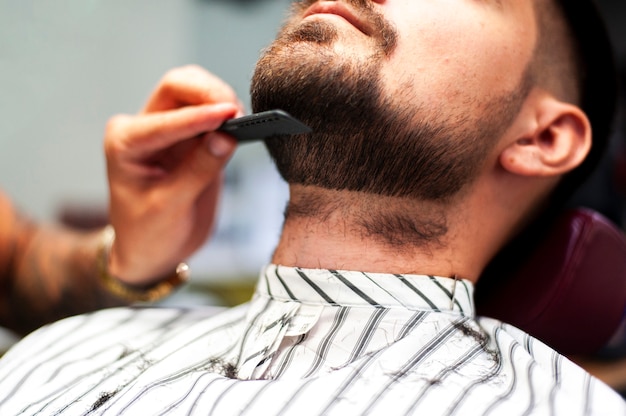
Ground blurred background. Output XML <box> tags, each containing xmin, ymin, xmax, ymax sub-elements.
<box><xmin>0</xmin><ymin>0</ymin><xmax>625</xmax><ymax>308</ymax></box>
<box><xmin>0</xmin><ymin>0</ymin><xmax>295</xmax><ymax>307</ymax></box>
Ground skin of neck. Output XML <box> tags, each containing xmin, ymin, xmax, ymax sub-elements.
<box><xmin>271</xmin><ymin>164</ymin><xmax>556</xmax><ymax>283</ymax></box>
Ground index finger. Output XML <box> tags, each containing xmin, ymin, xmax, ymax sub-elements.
<box><xmin>144</xmin><ymin>65</ymin><xmax>240</xmax><ymax>113</ymax></box>
<box><xmin>106</xmin><ymin>103</ymin><xmax>239</xmax><ymax>158</ymax></box>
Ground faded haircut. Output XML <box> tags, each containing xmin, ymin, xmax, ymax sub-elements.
<box><xmin>530</xmin><ymin>0</ymin><xmax>583</xmax><ymax>106</ymax></box>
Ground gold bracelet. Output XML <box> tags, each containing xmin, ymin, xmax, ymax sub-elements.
<box><xmin>97</xmin><ymin>225</ymin><xmax>190</xmax><ymax>302</ymax></box>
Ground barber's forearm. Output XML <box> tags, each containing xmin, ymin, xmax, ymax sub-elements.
<box><xmin>0</xmin><ymin>224</ymin><xmax>126</xmax><ymax>335</ymax></box>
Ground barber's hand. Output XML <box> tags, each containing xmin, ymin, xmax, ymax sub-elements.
<box><xmin>104</xmin><ymin>65</ymin><xmax>244</xmax><ymax>285</ymax></box>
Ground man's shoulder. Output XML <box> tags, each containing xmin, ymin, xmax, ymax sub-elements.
<box><xmin>0</xmin><ymin>304</ymin><xmax>246</xmax><ymax>363</ymax></box>
<box><xmin>44</xmin><ymin>304</ymin><xmax>235</xmax><ymax>331</ymax></box>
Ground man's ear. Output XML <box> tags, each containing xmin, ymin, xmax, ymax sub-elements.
<box><xmin>500</xmin><ymin>93</ymin><xmax>591</xmax><ymax>177</ymax></box>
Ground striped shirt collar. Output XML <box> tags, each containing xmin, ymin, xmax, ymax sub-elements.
<box><xmin>257</xmin><ymin>264</ymin><xmax>475</xmax><ymax>317</ymax></box>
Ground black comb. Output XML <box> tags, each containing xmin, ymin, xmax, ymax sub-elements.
<box><xmin>217</xmin><ymin>109</ymin><xmax>312</xmax><ymax>142</ymax></box>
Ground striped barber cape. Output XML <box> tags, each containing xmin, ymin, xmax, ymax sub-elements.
<box><xmin>0</xmin><ymin>264</ymin><xmax>624</xmax><ymax>415</ymax></box>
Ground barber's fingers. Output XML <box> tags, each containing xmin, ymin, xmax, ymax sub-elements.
<box><xmin>167</xmin><ymin>132</ymin><xmax>237</xmax><ymax>193</ymax></box>
<box><xmin>105</xmin><ymin>102</ymin><xmax>238</xmax><ymax>159</ymax></box>
<box><xmin>144</xmin><ymin>65</ymin><xmax>242</xmax><ymax>113</ymax></box>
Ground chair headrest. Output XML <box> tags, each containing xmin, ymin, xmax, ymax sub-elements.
<box><xmin>476</xmin><ymin>208</ymin><xmax>626</xmax><ymax>356</ymax></box>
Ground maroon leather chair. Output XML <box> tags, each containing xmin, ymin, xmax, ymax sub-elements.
<box><xmin>476</xmin><ymin>208</ymin><xmax>626</xmax><ymax>356</ymax></box>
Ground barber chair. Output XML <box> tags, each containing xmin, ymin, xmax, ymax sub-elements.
<box><xmin>475</xmin><ymin>208</ymin><xmax>626</xmax><ymax>357</ymax></box>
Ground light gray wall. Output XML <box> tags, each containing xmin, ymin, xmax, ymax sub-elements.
<box><xmin>0</xmin><ymin>0</ymin><xmax>292</xmax><ymax>280</ymax></box>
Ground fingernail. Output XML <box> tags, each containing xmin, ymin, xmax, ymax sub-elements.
<box><xmin>207</xmin><ymin>133</ymin><xmax>235</xmax><ymax>157</ymax></box>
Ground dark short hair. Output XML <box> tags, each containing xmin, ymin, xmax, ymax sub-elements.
<box><xmin>551</xmin><ymin>0</ymin><xmax>618</xmax><ymax>204</ymax></box>
<box><xmin>477</xmin><ymin>0</ymin><xmax>618</xmax><ymax>290</ymax></box>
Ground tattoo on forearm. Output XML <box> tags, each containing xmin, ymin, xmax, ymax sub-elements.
<box><xmin>2</xmin><ymin>225</ymin><xmax>124</xmax><ymax>335</ymax></box>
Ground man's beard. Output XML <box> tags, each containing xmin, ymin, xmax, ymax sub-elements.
<box><xmin>250</xmin><ymin>2</ymin><xmax>529</xmax><ymax>202</ymax></box>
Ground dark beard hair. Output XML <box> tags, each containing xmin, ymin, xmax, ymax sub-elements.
<box><xmin>251</xmin><ymin>7</ymin><xmax>529</xmax><ymax>202</ymax></box>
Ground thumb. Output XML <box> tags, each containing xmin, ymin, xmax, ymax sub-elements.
<box><xmin>206</xmin><ymin>131</ymin><xmax>238</xmax><ymax>159</ymax></box>
<box><xmin>174</xmin><ymin>132</ymin><xmax>237</xmax><ymax>194</ymax></box>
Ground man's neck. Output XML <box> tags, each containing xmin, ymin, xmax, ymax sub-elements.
<box><xmin>271</xmin><ymin>186</ymin><xmax>497</xmax><ymax>282</ymax></box>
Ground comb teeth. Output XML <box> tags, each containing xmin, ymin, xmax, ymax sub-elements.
<box><xmin>217</xmin><ymin>110</ymin><xmax>311</xmax><ymax>142</ymax></box>
<box><xmin>232</xmin><ymin>116</ymin><xmax>281</xmax><ymax>128</ymax></box>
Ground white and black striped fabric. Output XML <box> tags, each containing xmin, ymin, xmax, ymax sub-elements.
<box><xmin>0</xmin><ymin>264</ymin><xmax>624</xmax><ymax>415</ymax></box>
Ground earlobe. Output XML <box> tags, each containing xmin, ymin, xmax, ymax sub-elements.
<box><xmin>500</xmin><ymin>96</ymin><xmax>591</xmax><ymax>178</ymax></box>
